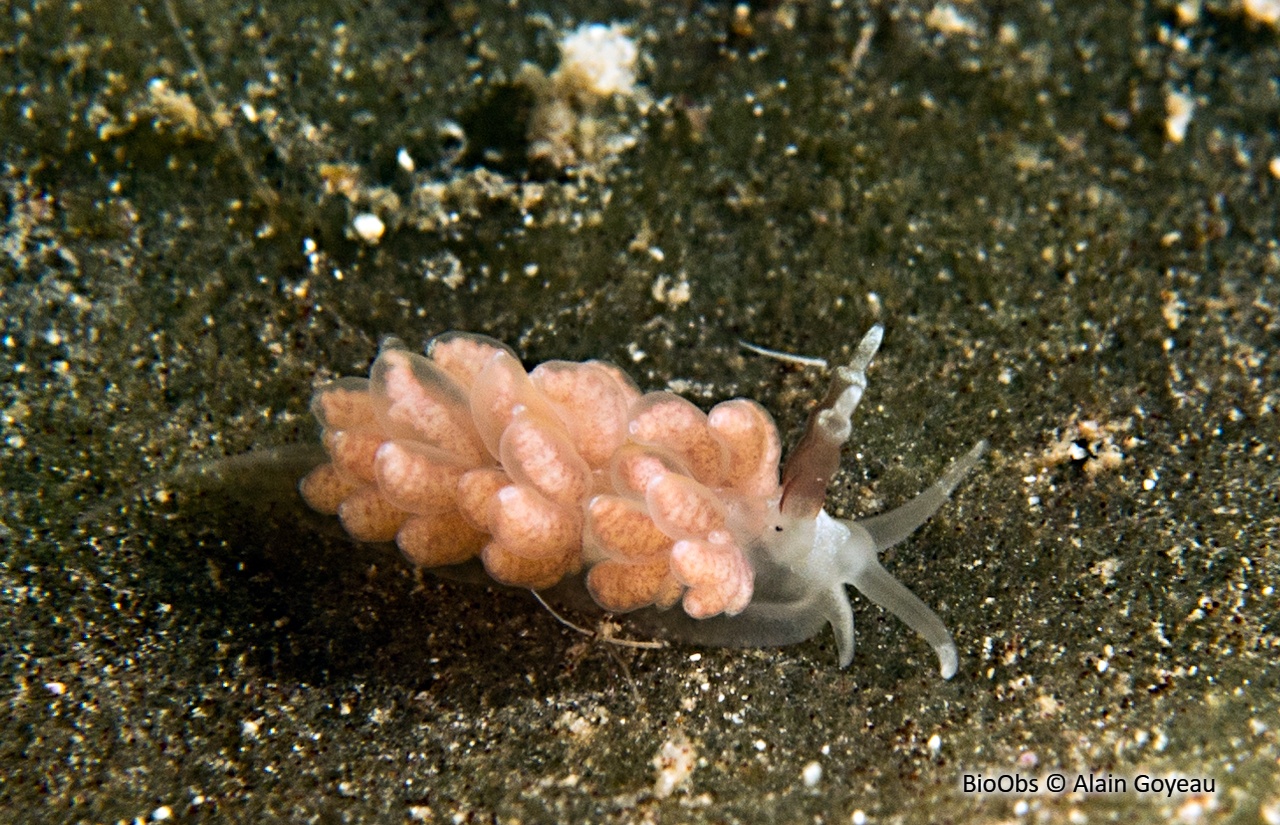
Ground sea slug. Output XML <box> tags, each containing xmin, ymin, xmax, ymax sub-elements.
<box><xmin>299</xmin><ymin>326</ymin><xmax>984</xmax><ymax>678</ymax></box>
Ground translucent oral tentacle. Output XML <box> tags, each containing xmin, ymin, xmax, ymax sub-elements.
<box><xmin>779</xmin><ymin>324</ymin><xmax>883</xmax><ymax>519</ymax></box>
<box><xmin>855</xmin><ymin>440</ymin><xmax>987</xmax><ymax>553</ymax></box>
<box><xmin>848</xmin><ymin>558</ymin><xmax>959</xmax><ymax>679</ymax></box>
<box><xmin>820</xmin><ymin>585</ymin><xmax>857</xmax><ymax>668</ymax></box>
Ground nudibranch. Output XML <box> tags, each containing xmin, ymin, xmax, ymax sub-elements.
<box><xmin>299</xmin><ymin>326</ymin><xmax>985</xmax><ymax>678</ymax></box>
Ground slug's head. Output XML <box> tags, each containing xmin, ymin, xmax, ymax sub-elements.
<box><xmin>757</xmin><ymin>326</ymin><xmax>984</xmax><ymax>679</ymax></box>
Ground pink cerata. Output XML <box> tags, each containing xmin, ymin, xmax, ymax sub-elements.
<box><xmin>299</xmin><ymin>325</ymin><xmax>985</xmax><ymax>678</ymax></box>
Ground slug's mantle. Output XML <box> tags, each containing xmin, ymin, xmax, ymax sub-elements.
<box><xmin>299</xmin><ymin>326</ymin><xmax>985</xmax><ymax>678</ymax></box>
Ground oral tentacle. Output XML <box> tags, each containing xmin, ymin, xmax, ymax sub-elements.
<box><xmin>857</xmin><ymin>440</ymin><xmax>988</xmax><ymax>553</ymax></box>
<box><xmin>848</xmin><ymin>557</ymin><xmax>958</xmax><ymax>679</ymax></box>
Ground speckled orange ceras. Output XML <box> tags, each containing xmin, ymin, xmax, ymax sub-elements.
<box><xmin>300</xmin><ymin>326</ymin><xmax>985</xmax><ymax>678</ymax></box>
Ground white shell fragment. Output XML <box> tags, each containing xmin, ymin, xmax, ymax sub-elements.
<box><xmin>352</xmin><ymin>212</ymin><xmax>386</xmax><ymax>244</ymax></box>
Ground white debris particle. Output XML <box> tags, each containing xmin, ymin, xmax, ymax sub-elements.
<box><xmin>651</xmin><ymin>273</ymin><xmax>691</xmax><ymax>306</ymax></box>
<box><xmin>652</xmin><ymin>733</ymin><xmax>696</xmax><ymax>798</ymax></box>
<box><xmin>866</xmin><ymin>290</ymin><xmax>882</xmax><ymax>316</ymax></box>
<box><xmin>241</xmin><ymin>719</ymin><xmax>261</xmax><ymax>738</ymax></box>
<box><xmin>1269</xmin><ymin>157</ymin><xmax>1280</xmax><ymax>178</ymax></box>
<box><xmin>554</xmin><ymin>707</ymin><xmax>605</xmax><ymax>739</ymax></box>
<box><xmin>44</xmin><ymin>681</ymin><xmax>66</xmax><ymax>695</ymax></box>
<box><xmin>753</xmin><ymin>739</ymin><xmax>767</xmax><ymax>752</ymax></box>
<box><xmin>396</xmin><ymin>148</ymin><xmax>415</xmax><ymax>173</ymax></box>
<box><xmin>1177</xmin><ymin>795</ymin><xmax>1215</xmax><ymax>822</ymax></box>
<box><xmin>1165</xmin><ymin>90</ymin><xmax>1195</xmax><ymax>143</ymax></box>
<box><xmin>926</xmin><ymin>3</ymin><xmax>978</xmax><ymax>35</ymax></box>
<box><xmin>852</xmin><ymin>811</ymin><xmax>868</xmax><ymax>825</ymax></box>
<box><xmin>1243</xmin><ymin>0</ymin><xmax>1280</xmax><ymax>26</ymax></box>
<box><xmin>143</xmin><ymin>78</ymin><xmax>204</xmax><ymax>135</ymax></box>
<box><xmin>151</xmin><ymin>806</ymin><xmax>173</xmax><ymax>821</ymax></box>
<box><xmin>1162</xmin><ymin>289</ymin><xmax>1185</xmax><ymax>329</ymax></box>
<box><xmin>352</xmin><ymin>212</ymin><xmax>385</xmax><ymax>243</ymax></box>
<box><xmin>928</xmin><ymin>733</ymin><xmax>942</xmax><ymax>756</ymax></box>
<box><xmin>557</xmin><ymin>23</ymin><xmax>639</xmax><ymax>98</ymax></box>
<box><xmin>424</xmin><ymin>251</ymin><xmax>467</xmax><ymax>290</ymax></box>
<box><xmin>1090</xmin><ymin>557</ymin><xmax>1120</xmax><ymax>584</ymax></box>
<box><xmin>801</xmin><ymin>760</ymin><xmax>823</xmax><ymax>787</ymax></box>
<box><xmin>524</xmin><ymin>21</ymin><xmax>646</xmax><ymax>169</ymax></box>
